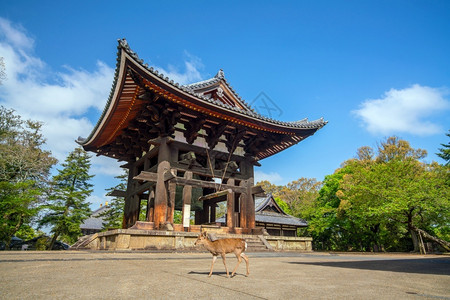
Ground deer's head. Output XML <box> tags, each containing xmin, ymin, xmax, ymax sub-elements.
<box><xmin>194</xmin><ymin>232</ymin><xmax>208</xmax><ymax>246</ymax></box>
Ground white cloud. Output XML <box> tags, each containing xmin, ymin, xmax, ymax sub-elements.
<box><xmin>354</xmin><ymin>84</ymin><xmax>450</xmax><ymax>136</ymax></box>
<box><xmin>0</xmin><ymin>18</ymin><xmax>205</xmax><ymax>179</ymax></box>
<box><xmin>0</xmin><ymin>18</ymin><xmax>115</xmax><ymax>166</ymax></box>
<box><xmin>154</xmin><ymin>51</ymin><xmax>204</xmax><ymax>85</ymax></box>
<box><xmin>0</xmin><ymin>18</ymin><xmax>34</xmax><ymax>50</ymax></box>
<box><xmin>254</xmin><ymin>170</ymin><xmax>283</xmax><ymax>184</ymax></box>
<box><xmin>90</xmin><ymin>156</ymin><xmax>123</xmax><ymax>177</ymax></box>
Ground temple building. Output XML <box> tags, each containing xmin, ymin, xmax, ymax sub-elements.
<box><xmin>77</xmin><ymin>39</ymin><xmax>326</xmax><ymax>240</ymax></box>
<box><xmin>216</xmin><ymin>194</ymin><xmax>307</xmax><ymax>237</ymax></box>
<box><xmin>80</xmin><ymin>203</ymin><xmax>109</xmax><ymax>235</ymax></box>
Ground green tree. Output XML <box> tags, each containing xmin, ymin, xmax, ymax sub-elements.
<box><xmin>40</xmin><ymin>147</ymin><xmax>93</xmax><ymax>248</ymax></box>
<box><xmin>100</xmin><ymin>171</ymin><xmax>128</xmax><ymax>229</ymax></box>
<box><xmin>257</xmin><ymin>180</ymin><xmax>283</xmax><ymax>198</ymax></box>
<box><xmin>306</xmin><ymin>166</ymin><xmax>366</xmax><ymax>251</ymax></box>
<box><xmin>0</xmin><ymin>106</ymin><xmax>57</xmax><ymax>248</ymax></box>
<box><xmin>278</xmin><ymin>178</ymin><xmax>322</xmax><ymax>218</ymax></box>
<box><xmin>274</xmin><ymin>197</ymin><xmax>292</xmax><ymax>215</ymax></box>
<box><xmin>310</xmin><ymin>137</ymin><xmax>449</xmax><ymax>252</ymax></box>
<box><xmin>340</xmin><ymin>137</ymin><xmax>449</xmax><ymax>252</ymax></box>
<box><xmin>437</xmin><ymin>130</ymin><xmax>450</xmax><ymax>166</ymax></box>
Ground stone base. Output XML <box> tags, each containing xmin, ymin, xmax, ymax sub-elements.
<box><xmin>76</xmin><ymin>228</ymin><xmax>312</xmax><ymax>251</ymax></box>
<box><xmin>265</xmin><ymin>236</ymin><xmax>313</xmax><ymax>251</ymax></box>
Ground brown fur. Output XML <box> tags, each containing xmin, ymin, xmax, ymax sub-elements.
<box><xmin>195</xmin><ymin>232</ymin><xmax>249</xmax><ymax>277</ymax></box>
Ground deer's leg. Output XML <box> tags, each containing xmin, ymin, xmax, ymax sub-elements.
<box><xmin>241</xmin><ymin>252</ymin><xmax>249</xmax><ymax>276</ymax></box>
<box><xmin>221</xmin><ymin>253</ymin><xmax>229</xmax><ymax>277</ymax></box>
<box><xmin>231</xmin><ymin>252</ymin><xmax>242</xmax><ymax>277</ymax></box>
<box><xmin>209</xmin><ymin>255</ymin><xmax>217</xmax><ymax>277</ymax></box>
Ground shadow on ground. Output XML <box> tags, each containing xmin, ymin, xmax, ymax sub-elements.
<box><xmin>288</xmin><ymin>257</ymin><xmax>450</xmax><ymax>276</ymax></box>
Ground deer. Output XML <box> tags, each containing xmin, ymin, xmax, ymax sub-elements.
<box><xmin>194</xmin><ymin>231</ymin><xmax>249</xmax><ymax>278</ymax></box>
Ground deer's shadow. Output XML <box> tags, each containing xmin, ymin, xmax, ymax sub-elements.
<box><xmin>188</xmin><ymin>271</ymin><xmax>245</xmax><ymax>278</ymax></box>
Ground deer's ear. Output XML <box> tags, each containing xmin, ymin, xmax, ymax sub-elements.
<box><xmin>202</xmin><ymin>231</ymin><xmax>207</xmax><ymax>237</ymax></box>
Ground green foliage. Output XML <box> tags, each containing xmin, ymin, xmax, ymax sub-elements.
<box><xmin>274</xmin><ymin>197</ymin><xmax>292</xmax><ymax>215</ymax></box>
<box><xmin>0</xmin><ymin>106</ymin><xmax>57</xmax><ymax>248</ymax></box>
<box><xmin>257</xmin><ymin>180</ymin><xmax>283</xmax><ymax>197</ymax></box>
<box><xmin>173</xmin><ymin>210</ymin><xmax>182</xmax><ymax>224</ymax></box>
<box><xmin>15</xmin><ymin>225</ymin><xmax>44</xmax><ymax>240</ymax></box>
<box><xmin>0</xmin><ymin>106</ymin><xmax>57</xmax><ymax>183</ymax></box>
<box><xmin>0</xmin><ymin>181</ymin><xmax>41</xmax><ymax>248</ymax></box>
<box><xmin>39</xmin><ymin>147</ymin><xmax>93</xmax><ymax>247</ymax></box>
<box><xmin>35</xmin><ymin>237</ymin><xmax>48</xmax><ymax>251</ymax></box>
<box><xmin>257</xmin><ymin>178</ymin><xmax>321</xmax><ymax>219</ymax></box>
<box><xmin>100</xmin><ymin>171</ymin><xmax>128</xmax><ymax>229</ymax></box>
<box><xmin>310</xmin><ymin>137</ymin><xmax>449</xmax><ymax>252</ymax></box>
<box><xmin>436</xmin><ymin>130</ymin><xmax>450</xmax><ymax>165</ymax></box>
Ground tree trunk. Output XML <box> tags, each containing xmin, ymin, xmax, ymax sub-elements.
<box><xmin>409</xmin><ymin>228</ymin><xmax>420</xmax><ymax>252</ymax></box>
<box><xmin>411</xmin><ymin>225</ymin><xmax>450</xmax><ymax>252</ymax></box>
<box><xmin>48</xmin><ymin>231</ymin><xmax>59</xmax><ymax>250</ymax></box>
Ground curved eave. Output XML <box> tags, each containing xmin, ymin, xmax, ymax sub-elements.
<box><xmin>255</xmin><ymin>195</ymin><xmax>288</xmax><ymax>215</ymax></box>
<box><xmin>79</xmin><ymin>40</ymin><xmax>327</xmax><ymax>154</ymax></box>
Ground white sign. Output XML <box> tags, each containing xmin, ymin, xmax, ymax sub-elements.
<box><xmin>183</xmin><ymin>204</ymin><xmax>191</xmax><ymax>228</ymax></box>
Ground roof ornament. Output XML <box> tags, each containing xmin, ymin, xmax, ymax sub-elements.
<box><xmin>118</xmin><ymin>38</ymin><xmax>129</xmax><ymax>49</ymax></box>
<box><xmin>216</xmin><ymin>87</ymin><xmax>224</xmax><ymax>98</ymax></box>
<box><xmin>215</xmin><ymin>69</ymin><xmax>225</xmax><ymax>79</ymax></box>
<box><xmin>117</xmin><ymin>38</ymin><xmax>144</xmax><ymax>64</ymax></box>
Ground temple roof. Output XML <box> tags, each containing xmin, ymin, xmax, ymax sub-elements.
<box><xmin>77</xmin><ymin>39</ymin><xmax>327</xmax><ymax>161</ymax></box>
<box><xmin>80</xmin><ymin>205</ymin><xmax>109</xmax><ymax>231</ymax></box>
<box><xmin>254</xmin><ymin>195</ymin><xmax>307</xmax><ymax>227</ymax></box>
<box><xmin>216</xmin><ymin>195</ymin><xmax>307</xmax><ymax>227</ymax></box>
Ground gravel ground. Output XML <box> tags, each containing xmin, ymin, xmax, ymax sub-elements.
<box><xmin>0</xmin><ymin>251</ymin><xmax>449</xmax><ymax>300</ymax></box>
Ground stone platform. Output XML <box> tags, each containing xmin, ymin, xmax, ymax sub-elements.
<box><xmin>72</xmin><ymin>227</ymin><xmax>312</xmax><ymax>252</ymax></box>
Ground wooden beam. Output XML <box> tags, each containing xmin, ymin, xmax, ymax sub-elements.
<box><xmin>108</xmin><ymin>189</ymin><xmax>126</xmax><ymax>197</ymax></box>
<box><xmin>251</xmin><ymin>185</ymin><xmax>265</xmax><ymax>195</ymax></box>
<box><xmin>171</xmin><ymin>162</ymin><xmax>248</xmax><ymax>180</ymax></box>
<box><xmin>134</xmin><ymin>181</ymin><xmax>154</xmax><ymax>195</ymax></box>
<box><xmin>170</xmin><ymin>177</ymin><xmax>246</xmax><ymax>193</ymax></box>
<box><xmin>134</xmin><ymin>170</ymin><xmax>252</xmax><ymax>193</ymax></box>
<box><xmin>148</xmin><ymin>136</ymin><xmax>174</xmax><ymax>146</ymax></box>
<box><xmin>133</xmin><ymin>170</ymin><xmax>175</xmax><ymax>182</ymax></box>
<box><xmin>164</xmin><ymin>169</ymin><xmax>176</xmax><ymax>181</ymax></box>
<box><xmin>198</xmin><ymin>189</ymin><xmax>231</xmax><ymax>202</ymax></box>
<box><xmin>134</xmin><ymin>171</ymin><xmax>158</xmax><ymax>182</ymax></box>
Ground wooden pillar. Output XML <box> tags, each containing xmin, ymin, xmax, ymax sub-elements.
<box><xmin>153</xmin><ymin>137</ymin><xmax>172</xmax><ymax>229</ymax></box>
<box><xmin>158</xmin><ymin>137</ymin><xmax>171</xmax><ymax>163</ymax></box>
<box><xmin>182</xmin><ymin>171</ymin><xmax>193</xmax><ymax>229</ymax></box>
<box><xmin>132</xmin><ymin>195</ymin><xmax>140</xmax><ymax>224</ymax></box>
<box><xmin>210</xmin><ymin>204</ymin><xmax>216</xmax><ymax>223</ymax></box>
<box><xmin>195</xmin><ymin>211</ymin><xmax>202</xmax><ymax>225</ymax></box>
<box><xmin>122</xmin><ymin>166</ymin><xmax>134</xmax><ymax>228</ymax></box>
<box><xmin>154</xmin><ymin>161</ymin><xmax>169</xmax><ymax>229</ymax></box>
<box><xmin>167</xmin><ymin>169</ymin><xmax>177</xmax><ymax>224</ymax></box>
<box><xmin>246</xmin><ymin>177</ymin><xmax>255</xmax><ymax>229</ymax></box>
<box><xmin>146</xmin><ymin>189</ymin><xmax>154</xmax><ymax>222</ymax></box>
<box><xmin>226</xmin><ymin>178</ymin><xmax>235</xmax><ymax>229</ymax></box>
<box><xmin>202</xmin><ymin>200</ymin><xmax>209</xmax><ymax>224</ymax></box>
<box><xmin>123</xmin><ymin>164</ymin><xmax>140</xmax><ymax>228</ymax></box>
<box><xmin>239</xmin><ymin>180</ymin><xmax>247</xmax><ymax>229</ymax></box>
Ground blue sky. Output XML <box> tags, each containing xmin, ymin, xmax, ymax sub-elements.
<box><xmin>1</xmin><ymin>1</ymin><xmax>449</xmax><ymax>210</ymax></box>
